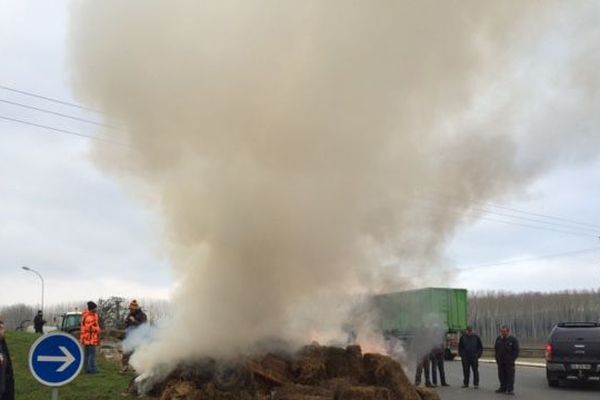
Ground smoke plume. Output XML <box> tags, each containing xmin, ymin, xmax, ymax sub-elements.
<box><xmin>69</xmin><ymin>0</ymin><xmax>600</xmax><ymax>374</ymax></box>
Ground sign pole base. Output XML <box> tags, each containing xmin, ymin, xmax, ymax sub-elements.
<box><xmin>52</xmin><ymin>388</ymin><xmax>59</xmax><ymax>400</ymax></box>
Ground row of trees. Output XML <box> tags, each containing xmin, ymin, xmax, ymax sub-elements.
<box><xmin>0</xmin><ymin>297</ymin><xmax>171</xmax><ymax>331</ymax></box>
<box><xmin>469</xmin><ymin>289</ymin><xmax>600</xmax><ymax>346</ymax></box>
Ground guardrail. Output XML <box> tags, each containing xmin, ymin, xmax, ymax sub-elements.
<box><xmin>482</xmin><ymin>347</ymin><xmax>544</xmax><ymax>359</ymax></box>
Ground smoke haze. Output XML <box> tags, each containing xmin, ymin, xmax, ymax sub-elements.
<box><xmin>69</xmin><ymin>1</ymin><xmax>600</xmax><ymax>373</ymax></box>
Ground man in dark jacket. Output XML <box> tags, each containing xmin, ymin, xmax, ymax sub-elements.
<box><xmin>121</xmin><ymin>300</ymin><xmax>148</xmax><ymax>373</ymax></box>
<box><xmin>458</xmin><ymin>326</ymin><xmax>483</xmax><ymax>388</ymax></box>
<box><xmin>33</xmin><ymin>310</ymin><xmax>46</xmax><ymax>334</ymax></box>
<box><xmin>0</xmin><ymin>320</ymin><xmax>15</xmax><ymax>400</ymax></box>
<box><xmin>494</xmin><ymin>325</ymin><xmax>520</xmax><ymax>395</ymax></box>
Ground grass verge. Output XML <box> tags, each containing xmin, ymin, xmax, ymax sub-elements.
<box><xmin>6</xmin><ymin>331</ymin><xmax>135</xmax><ymax>400</ymax></box>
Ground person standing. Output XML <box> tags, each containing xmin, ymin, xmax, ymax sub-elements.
<box><xmin>120</xmin><ymin>300</ymin><xmax>147</xmax><ymax>373</ymax></box>
<box><xmin>33</xmin><ymin>310</ymin><xmax>46</xmax><ymax>334</ymax></box>
<box><xmin>458</xmin><ymin>326</ymin><xmax>483</xmax><ymax>389</ymax></box>
<box><xmin>414</xmin><ymin>353</ymin><xmax>433</xmax><ymax>387</ymax></box>
<box><xmin>430</xmin><ymin>342</ymin><xmax>449</xmax><ymax>387</ymax></box>
<box><xmin>494</xmin><ymin>325</ymin><xmax>519</xmax><ymax>395</ymax></box>
<box><xmin>0</xmin><ymin>320</ymin><xmax>15</xmax><ymax>400</ymax></box>
<box><xmin>80</xmin><ymin>301</ymin><xmax>101</xmax><ymax>374</ymax></box>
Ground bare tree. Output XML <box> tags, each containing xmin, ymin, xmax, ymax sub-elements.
<box><xmin>0</xmin><ymin>304</ymin><xmax>36</xmax><ymax>330</ymax></box>
<box><xmin>469</xmin><ymin>289</ymin><xmax>600</xmax><ymax>346</ymax></box>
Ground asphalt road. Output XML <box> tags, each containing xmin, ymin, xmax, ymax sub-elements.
<box><xmin>425</xmin><ymin>360</ymin><xmax>600</xmax><ymax>399</ymax></box>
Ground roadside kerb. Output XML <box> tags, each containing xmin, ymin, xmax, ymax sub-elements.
<box><xmin>456</xmin><ymin>357</ymin><xmax>545</xmax><ymax>368</ymax></box>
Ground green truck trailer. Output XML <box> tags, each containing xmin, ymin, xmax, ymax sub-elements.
<box><xmin>372</xmin><ymin>287</ymin><xmax>469</xmax><ymax>359</ymax></box>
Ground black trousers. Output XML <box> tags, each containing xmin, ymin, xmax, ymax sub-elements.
<box><xmin>497</xmin><ymin>361</ymin><xmax>516</xmax><ymax>392</ymax></box>
<box><xmin>414</xmin><ymin>357</ymin><xmax>431</xmax><ymax>385</ymax></box>
<box><xmin>431</xmin><ymin>356</ymin><xmax>446</xmax><ymax>385</ymax></box>
<box><xmin>462</xmin><ymin>356</ymin><xmax>479</xmax><ymax>386</ymax></box>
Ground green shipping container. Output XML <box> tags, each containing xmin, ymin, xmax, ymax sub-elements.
<box><xmin>372</xmin><ymin>287</ymin><xmax>468</xmax><ymax>334</ymax></box>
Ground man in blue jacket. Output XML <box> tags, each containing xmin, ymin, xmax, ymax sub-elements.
<box><xmin>494</xmin><ymin>325</ymin><xmax>520</xmax><ymax>395</ymax></box>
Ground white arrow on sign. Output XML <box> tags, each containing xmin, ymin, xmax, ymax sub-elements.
<box><xmin>37</xmin><ymin>346</ymin><xmax>76</xmax><ymax>372</ymax></box>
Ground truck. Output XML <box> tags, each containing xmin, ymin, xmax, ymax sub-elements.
<box><xmin>60</xmin><ymin>311</ymin><xmax>82</xmax><ymax>338</ymax></box>
<box><xmin>371</xmin><ymin>287</ymin><xmax>469</xmax><ymax>360</ymax></box>
<box><xmin>545</xmin><ymin>322</ymin><xmax>600</xmax><ymax>386</ymax></box>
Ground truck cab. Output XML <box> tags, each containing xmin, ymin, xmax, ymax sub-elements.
<box><xmin>60</xmin><ymin>311</ymin><xmax>82</xmax><ymax>338</ymax></box>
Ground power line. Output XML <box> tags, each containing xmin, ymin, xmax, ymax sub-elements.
<box><xmin>474</xmin><ymin>215</ymin><xmax>598</xmax><ymax>238</ymax></box>
<box><xmin>457</xmin><ymin>247</ymin><xmax>600</xmax><ymax>272</ymax></box>
<box><xmin>393</xmin><ymin>246</ymin><xmax>600</xmax><ymax>280</ymax></box>
<box><xmin>0</xmin><ymin>84</ymin><xmax>96</xmax><ymax>112</ymax></box>
<box><xmin>486</xmin><ymin>202</ymin><xmax>600</xmax><ymax>231</ymax></box>
<box><xmin>416</xmin><ymin>193</ymin><xmax>600</xmax><ymax>235</ymax></box>
<box><xmin>0</xmin><ymin>115</ymin><xmax>129</xmax><ymax>147</ymax></box>
<box><xmin>0</xmin><ymin>98</ymin><xmax>116</xmax><ymax>129</ymax></box>
<box><xmin>418</xmin><ymin>201</ymin><xmax>599</xmax><ymax>238</ymax></box>
<box><xmin>428</xmin><ymin>191</ymin><xmax>600</xmax><ymax>231</ymax></box>
<box><xmin>476</xmin><ymin>208</ymin><xmax>599</xmax><ymax>233</ymax></box>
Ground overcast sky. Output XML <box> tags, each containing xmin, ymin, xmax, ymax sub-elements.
<box><xmin>1</xmin><ymin>0</ymin><xmax>599</xmax><ymax>307</ymax></box>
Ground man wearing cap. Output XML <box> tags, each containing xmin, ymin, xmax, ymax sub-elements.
<box><xmin>121</xmin><ymin>300</ymin><xmax>147</xmax><ymax>373</ymax></box>
<box><xmin>80</xmin><ymin>301</ymin><xmax>101</xmax><ymax>374</ymax></box>
<box><xmin>458</xmin><ymin>326</ymin><xmax>483</xmax><ymax>389</ymax></box>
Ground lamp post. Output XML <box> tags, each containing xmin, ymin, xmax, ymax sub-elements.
<box><xmin>22</xmin><ymin>266</ymin><xmax>44</xmax><ymax>314</ymax></box>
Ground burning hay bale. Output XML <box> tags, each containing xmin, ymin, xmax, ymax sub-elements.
<box><xmin>414</xmin><ymin>387</ymin><xmax>440</xmax><ymax>400</ymax></box>
<box><xmin>362</xmin><ymin>353</ymin><xmax>420</xmax><ymax>400</ymax></box>
<box><xmin>159</xmin><ymin>381</ymin><xmax>198</xmax><ymax>400</ymax></box>
<box><xmin>271</xmin><ymin>384</ymin><xmax>333</xmax><ymax>400</ymax></box>
<box><xmin>143</xmin><ymin>344</ymin><xmax>438</xmax><ymax>400</ymax></box>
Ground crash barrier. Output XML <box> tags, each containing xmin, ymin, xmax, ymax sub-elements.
<box><xmin>482</xmin><ymin>347</ymin><xmax>544</xmax><ymax>359</ymax></box>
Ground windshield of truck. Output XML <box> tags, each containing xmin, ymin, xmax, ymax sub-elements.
<box><xmin>63</xmin><ymin>314</ymin><xmax>81</xmax><ymax>331</ymax></box>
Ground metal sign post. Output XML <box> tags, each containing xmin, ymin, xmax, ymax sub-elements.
<box><xmin>28</xmin><ymin>332</ymin><xmax>84</xmax><ymax>399</ymax></box>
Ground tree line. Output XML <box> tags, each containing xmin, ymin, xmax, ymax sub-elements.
<box><xmin>0</xmin><ymin>297</ymin><xmax>170</xmax><ymax>331</ymax></box>
<box><xmin>469</xmin><ymin>289</ymin><xmax>600</xmax><ymax>346</ymax></box>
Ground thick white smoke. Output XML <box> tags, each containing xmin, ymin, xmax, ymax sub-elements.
<box><xmin>68</xmin><ymin>0</ymin><xmax>600</xmax><ymax>375</ymax></box>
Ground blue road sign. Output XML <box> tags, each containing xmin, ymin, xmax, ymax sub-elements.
<box><xmin>29</xmin><ymin>332</ymin><xmax>84</xmax><ymax>387</ymax></box>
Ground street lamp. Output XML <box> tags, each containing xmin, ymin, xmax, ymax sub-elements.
<box><xmin>22</xmin><ymin>266</ymin><xmax>44</xmax><ymax>314</ymax></box>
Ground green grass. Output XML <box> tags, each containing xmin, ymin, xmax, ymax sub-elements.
<box><xmin>6</xmin><ymin>331</ymin><xmax>135</xmax><ymax>400</ymax></box>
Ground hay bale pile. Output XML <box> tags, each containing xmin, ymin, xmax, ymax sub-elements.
<box><xmin>143</xmin><ymin>344</ymin><xmax>439</xmax><ymax>400</ymax></box>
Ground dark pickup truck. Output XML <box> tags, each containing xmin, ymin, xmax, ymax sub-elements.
<box><xmin>545</xmin><ymin>322</ymin><xmax>600</xmax><ymax>386</ymax></box>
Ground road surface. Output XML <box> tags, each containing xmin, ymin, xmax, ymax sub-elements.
<box><xmin>427</xmin><ymin>360</ymin><xmax>600</xmax><ymax>399</ymax></box>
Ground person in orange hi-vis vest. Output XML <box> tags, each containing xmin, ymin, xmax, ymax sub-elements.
<box><xmin>80</xmin><ymin>301</ymin><xmax>101</xmax><ymax>374</ymax></box>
